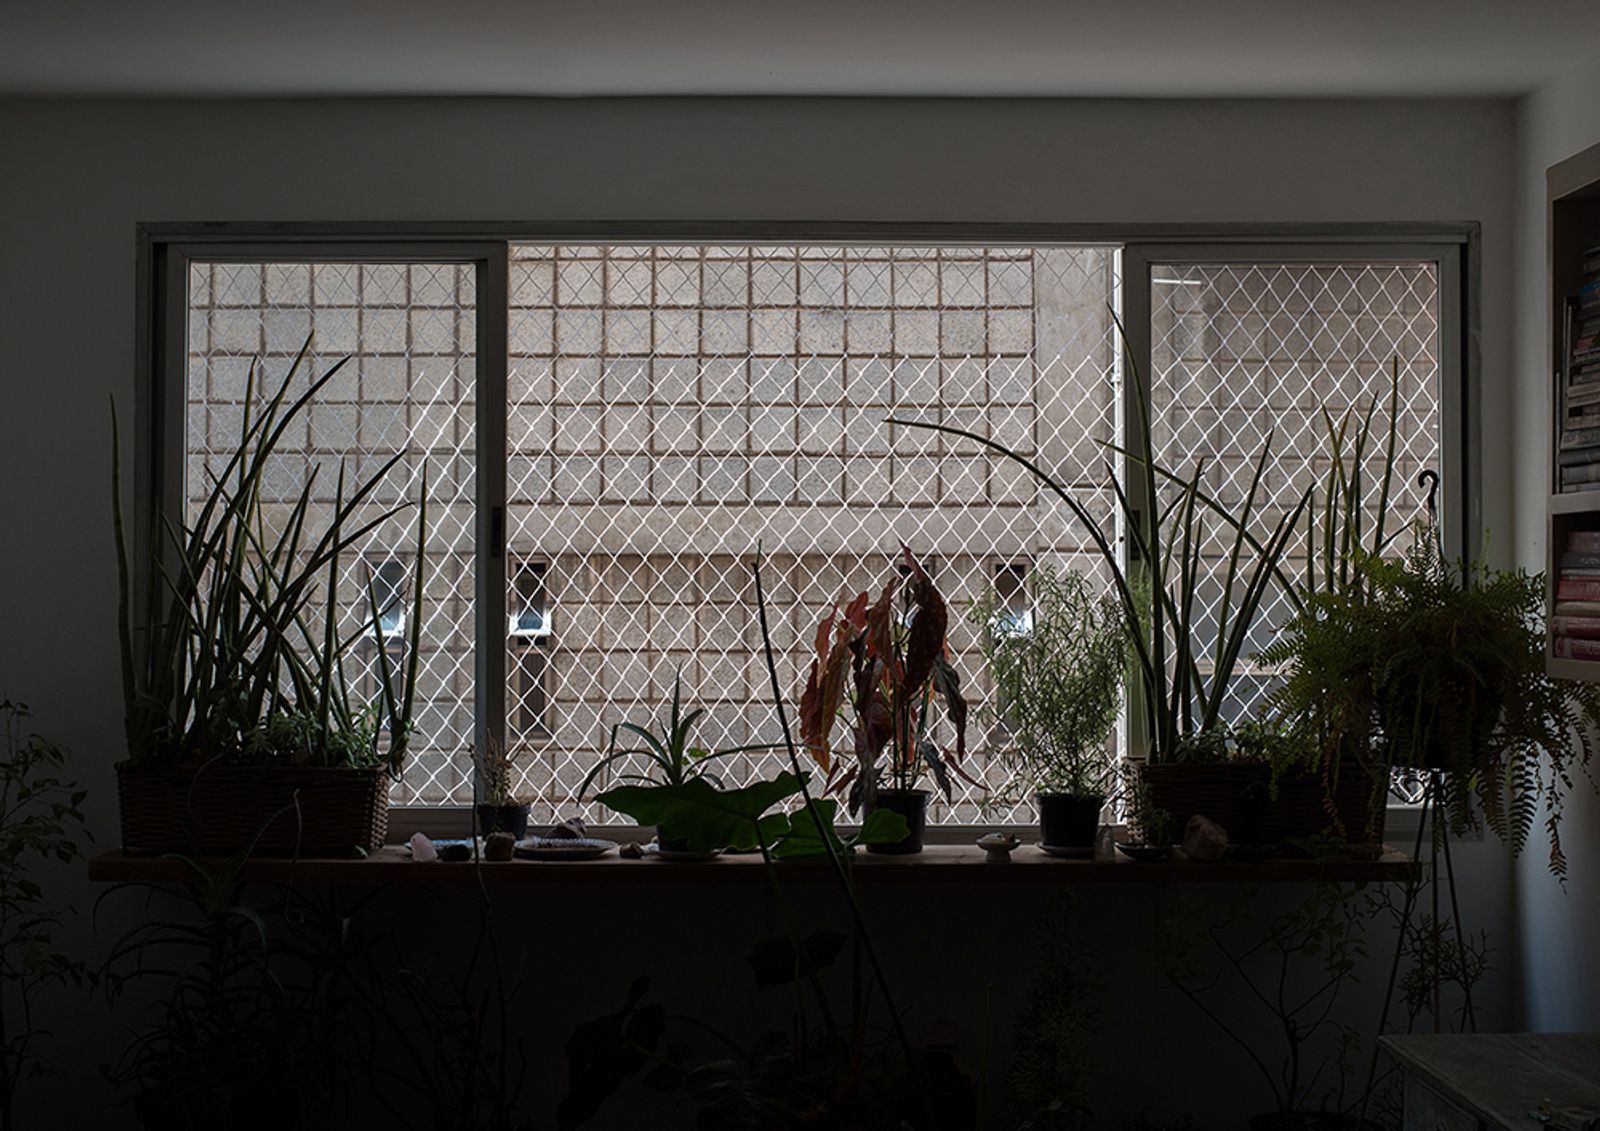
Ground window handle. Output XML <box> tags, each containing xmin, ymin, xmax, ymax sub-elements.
<box><xmin>490</xmin><ymin>506</ymin><xmax>504</xmax><ymax>559</ymax></box>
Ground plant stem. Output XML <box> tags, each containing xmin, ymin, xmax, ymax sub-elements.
<box><xmin>750</xmin><ymin>556</ymin><xmax>931</xmax><ymax>1119</ymax></box>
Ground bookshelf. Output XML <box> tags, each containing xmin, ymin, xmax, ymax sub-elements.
<box><xmin>1546</xmin><ymin>140</ymin><xmax>1600</xmax><ymax>679</ymax></box>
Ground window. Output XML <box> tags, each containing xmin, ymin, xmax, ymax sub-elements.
<box><xmin>991</xmin><ymin>562</ymin><xmax>1033</xmax><ymax>638</ymax></box>
<box><xmin>163</xmin><ymin>231</ymin><xmax>1466</xmax><ymax>824</ymax></box>
<box><xmin>369</xmin><ymin>559</ymin><xmax>410</xmax><ymax>639</ymax></box>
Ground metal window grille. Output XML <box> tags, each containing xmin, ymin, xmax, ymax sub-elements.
<box><xmin>181</xmin><ymin>248</ymin><xmax>1447</xmax><ymax>818</ymax></box>
<box><xmin>185</xmin><ymin>261</ymin><xmax>478</xmax><ymax>805</ymax></box>
<box><xmin>1147</xmin><ymin>261</ymin><xmax>1442</xmax><ymax>804</ymax></box>
<box><xmin>505</xmin><ymin>245</ymin><xmax>1125</xmax><ymax>824</ymax></box>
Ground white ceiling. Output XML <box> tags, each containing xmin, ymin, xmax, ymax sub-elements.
<box><xmin>4</xmin><ymin>0</ymin><xmax>1598</xmax><ymax>99</ymax></box>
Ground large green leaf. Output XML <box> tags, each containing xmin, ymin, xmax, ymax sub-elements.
<box><xmin>769</xmin><ymin>798</ymin><xmax>909</xmax><ymax>858</ymax></box>
<box><xmin>596</xmin><ymin>773</ymin><xmax>807</xmax><ymax>854</ymax></box>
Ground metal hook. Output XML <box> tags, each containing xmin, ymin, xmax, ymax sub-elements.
<box><xmin>1418</xmin><ymin>469</ymin><xmax>1440</xmax><ymax>522</ymax></box>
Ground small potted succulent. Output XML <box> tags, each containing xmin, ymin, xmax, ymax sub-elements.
<box><xmin>798</xmin><ymin>547</ymin><xmax>970</xmax><ymax>854</ymax></box>
<box><xmin>972</xmin><ymin>565</ymin><xmax>1125</xmax><ymax>852</ymax></box>
<box><xmin>473</xmin><ymin>736</ymin><xmax>530</xmax><ymax>839</ymax></box>
<box><xmin>581</xmin><ymin>675</ymin><xmax>777</xmax><ymax>855</ymax></box>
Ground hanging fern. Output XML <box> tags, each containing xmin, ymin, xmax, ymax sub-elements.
<box><xmin>1263</xmin><ymin>527</ymin><xmax>1600</xmax><ymax>879</ymax></box>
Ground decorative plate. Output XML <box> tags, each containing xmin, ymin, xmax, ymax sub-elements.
<box><xmin>513</xmin><ymin>836</ymin><xmax>616</xmax><ymax>861</ymax></box>
<box><xmin>1037</xmin><ymin>843</ymin><xmax>1094</xmax><ymax>859</ymax></box>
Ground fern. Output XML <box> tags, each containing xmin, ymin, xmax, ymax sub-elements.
<box><xmin>1265</xmin><ymin>526</ymin><xmax>1600</xmax><ymax>878</ymax></box>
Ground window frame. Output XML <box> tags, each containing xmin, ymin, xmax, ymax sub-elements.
<box><xmin>135</xmin><ymin>222</ymin><xmax>1479</xmax><ymax>842</ymax></box>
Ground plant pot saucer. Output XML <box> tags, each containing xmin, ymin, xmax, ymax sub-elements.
<box><xmin>1116</xmin><ymin>842</ymin><xmax>1173</xmax><ymax>862</ymax></box>
<box><xmin>1037</xmin><ymin>842</ymin><xmax>1095</xmax><ymax>859</ymax></box>
<box><xmin>650</xmin><ymin>845</ymin><xmax>721</xmax><ymax>863</ymax></box>
<box><xmin>513</xmin><ymin>836</ymin><xmax>616</xmax><ymax>860</ymax></box>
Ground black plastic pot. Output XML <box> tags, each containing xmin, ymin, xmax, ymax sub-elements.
<box><xmin>1037</xmin><ymin>793</ymin><xmax>1103</xmax><ymax>850</ymax></box>
<box><xmin>474</xmin><ymin>803</ymin><xmax>530</xmax><ymax>840</ymax></box>
<box><xmin>867</xmin><ymin>789</ymin><xmax>929</xmax><ymax>855</ymax></box>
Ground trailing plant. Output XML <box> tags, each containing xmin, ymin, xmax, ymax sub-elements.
<box><xmin>350</xmin><ymin>895</ymin><xmax>537</xmax><ymax>1131</ymax></box>
<box><xmin>797</xmin><ymin>546</ymin><xmax>971</xmax><ymax>812</ymax></box>
<box><xmin>1008</xmin><ymin>895</ymin><xmax>1102</xmax><ymax>1131</ymax></box>
<box><xmin>113</xmin><ymin>339</ymin><xmax>426</xmax><ymax>776</ymax></box>
<box><xmin>578</xmin><ymin>673</ymin><xmax>779</xmax><ymax>801</ymax></box>
<box><xmin>0</xmin><ymin>701</ymin><xmax>90</xmax><ymax>1131</ymax></box>
<box><xmin>1160</xmin><ymin>883</ymin><xmax>1370</xmax><ymax>1125</ymax></box>
<box><xmin>891</xmin><ymin>315</ymin><xmax>1309</xmax><ymax>762</ymax></box>
<box><xmin>97</xmin><ymin>824</ymin><xmax>377</xmax><ymax>1128</ymax></box>
<box><xmin>1261</xmin><ymin>527</ymin><xmax>1600</xmax><ymax>877</ymax></box>
<box><xmin>971</xmin><ymin>565</ymin><xmax>1126</xmax><ymax>800</ymax></box>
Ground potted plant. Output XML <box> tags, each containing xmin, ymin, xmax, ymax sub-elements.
<box><xmin>892</xmin><ymin>323</ymin><xmax>1308</xmax><ymax>839</ymax></box>
<box><xmin>113</xmin><ymin>342</ymin><xmax>426</xmax><ymax>857</ymax></box>
<box><xmin>798</xmin><ymin>546</ymin><xmax>970</xmax><ymax>854</ymax></box>
<box><xmin>473</xmin><ymin>736</ymin><xmax>530</xmax><ymax>839</ymax></box>
<box><xmin>972</xmin><ymin>565</ymin><xmax>1125</xmax><ymax>852</ymax></box>
<box><xmin>580</xmin><ymin>674</ymin><xmax>778</xmax><ymax>855</ymax></box>
<box><xmin>1263</xmin><ymin>525</ymin><xmax>1600</xmax><ymax>876</ymax></box>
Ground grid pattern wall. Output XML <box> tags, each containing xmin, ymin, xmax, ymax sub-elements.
<box><xmin>505</xmin><ymin>245</ymin><xmax>1123</xmax><ymax>823</ymax></box>
<box><xmin>185</xmin><ymin>262</ymin><xmax>477</xmax><ymax>804</ymax></box>
<box><xmin>1148</xmin><ymin>262</ymin><xmax>1442</xmax><ymax>735</ymax></box>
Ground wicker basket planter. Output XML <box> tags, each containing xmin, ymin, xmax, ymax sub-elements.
<box><xmin>1142</xmin><ymin>762</ymin><xmax>1386</xmax><ymax>849</ymax></box>
<box><xmin>117</xmin><ymin>761</ymin><xmax>389</xmax><ymax>857</ymax></box>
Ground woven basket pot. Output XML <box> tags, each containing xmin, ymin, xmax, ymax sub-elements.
<box><xmin>1142</xmin><ymin>762</ymin><xmax>1386</xmax><ymax>849</ymax></box>
<box><xmin>117</xmin><ymin>761</ymin><xmax>389</xmax><ymax>857</ymax></box>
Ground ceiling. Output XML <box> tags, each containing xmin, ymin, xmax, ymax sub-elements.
<box><xmin>4</xmin><ymin>0</ymin><xmax>1598</xmax><ymax>99</ymax></box>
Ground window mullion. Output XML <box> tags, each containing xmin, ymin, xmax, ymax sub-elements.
<box><xmin>476</xmin><ymin>249</ymin><xmax>511</xmax><ymax>780</ymax></box>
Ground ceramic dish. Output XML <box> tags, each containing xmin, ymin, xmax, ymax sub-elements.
<box><xmin>513</xmin><ymin>836</ymin><xmax>617</xmax><ymax>861</ymax></box>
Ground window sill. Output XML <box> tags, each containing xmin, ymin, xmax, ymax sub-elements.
<box><xmin>87</xmin><ymin>845</ymin><xmax>1415</xmax><ymax>886</ymax></box>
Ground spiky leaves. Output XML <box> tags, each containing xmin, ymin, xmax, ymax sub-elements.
<box><xmin>113</xmin><ymin>340</ymin><xmax>428</xmax><ymax>776</ymax></box>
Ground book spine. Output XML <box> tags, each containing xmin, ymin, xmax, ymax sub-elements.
<box><xmin>1558</xmin><ymin>445</ymin><xmax>1600</xmax><ymax>466</ymax></box>
<box><xmin>1560</xmin><ymin>553</ymin><xmax>1600</xmax><ymax>569</ymax></box>
<box><xmin>1557</xmin><ymin>576</ymin><xmax>1600</xmax><ymax>600</ymax></box>
<box><xmin>1559</xmin><ymin>463</ymin><xmax>1600</xmax><ymax>485</ymax></box>
<box><xmin>1552</xmin><ymin>616</ymin><xmax>1600</xmax><ymax>638</ymax></box>
<box><xmin>1560</xmin><ymin>427</ymin><xmax>1600</xmax><ymax>449</ymax></box>
<box><xmin>1553</xmin><ymin>634</ymin><xmax>1600</xmax><ymax>660</ymax></box>
<box><xmin>1553</xmin><ymin>600</ymin><xmax>1600</xmax><ymax>617</ymax></box>
<box><xmin>1567</xmin><ymin>531</ymin><xmax>1600</xmax><ymax>550</ymax></box>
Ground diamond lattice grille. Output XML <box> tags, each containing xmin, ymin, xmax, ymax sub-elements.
<box><xmin>506</xmin><ymin>246</ymin><xmax>1124</xmax><ymax>824</ymax></box>
<box><xmin>185</xmin><ymin>262</ymin><xmax>477</xmax><ymax>804</ymax></box>
<box><xmin>1148</xmin><ymin>262</ymin><xmax>1443</xmax><ymax>743</ymax></box>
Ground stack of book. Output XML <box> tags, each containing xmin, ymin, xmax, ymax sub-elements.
<box><xmin>1553</xmin><ymin>530</ymin><xmax>1600</xmax><ymax>659</ymax></box>
<box><xmin>1558</xmin><ymin>243</ymin><xmax>1600</xmax><ymax>492</ymax></box>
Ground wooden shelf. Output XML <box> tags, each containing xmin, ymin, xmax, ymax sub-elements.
<box><xmin>87</xmin><ymin>844</ymin><xmax>1416</xmax><ymax>886</ymax></box>
<box><xmin>1548</xmin><ymin>488</ymin><xmax>1600</xmax><ymax>514</ymax></box>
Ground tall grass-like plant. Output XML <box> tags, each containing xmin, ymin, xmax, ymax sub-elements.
<box><xmin>892</xmin><ymin>316</ymin><xmax>1308</xmax><ymax>761</ymax></box>
<box><xmin>113</xmin><ymin>341</ymin><xmax>426</xmax><ymax>776</ymax></box>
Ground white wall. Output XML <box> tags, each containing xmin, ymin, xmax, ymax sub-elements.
<box><xmin>0</xmin><ymin>96</ymin><xmax>1520</xmax><ymax>1126</ymax></box>
<box><xmin>1511</xmin><ymin>54</ymin><xmax>1600</xmax><ymax>1032</ymax></box>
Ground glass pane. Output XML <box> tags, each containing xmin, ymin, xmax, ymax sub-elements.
<box><xmin>506</xmin><ymin>245</ymin><xmax>1123</xmax><ymax>825</ymax></box>
<box><xmin>185</xmin><ymin>260</ymin><xmax>476</xmax><ymax>804</ymax></box>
